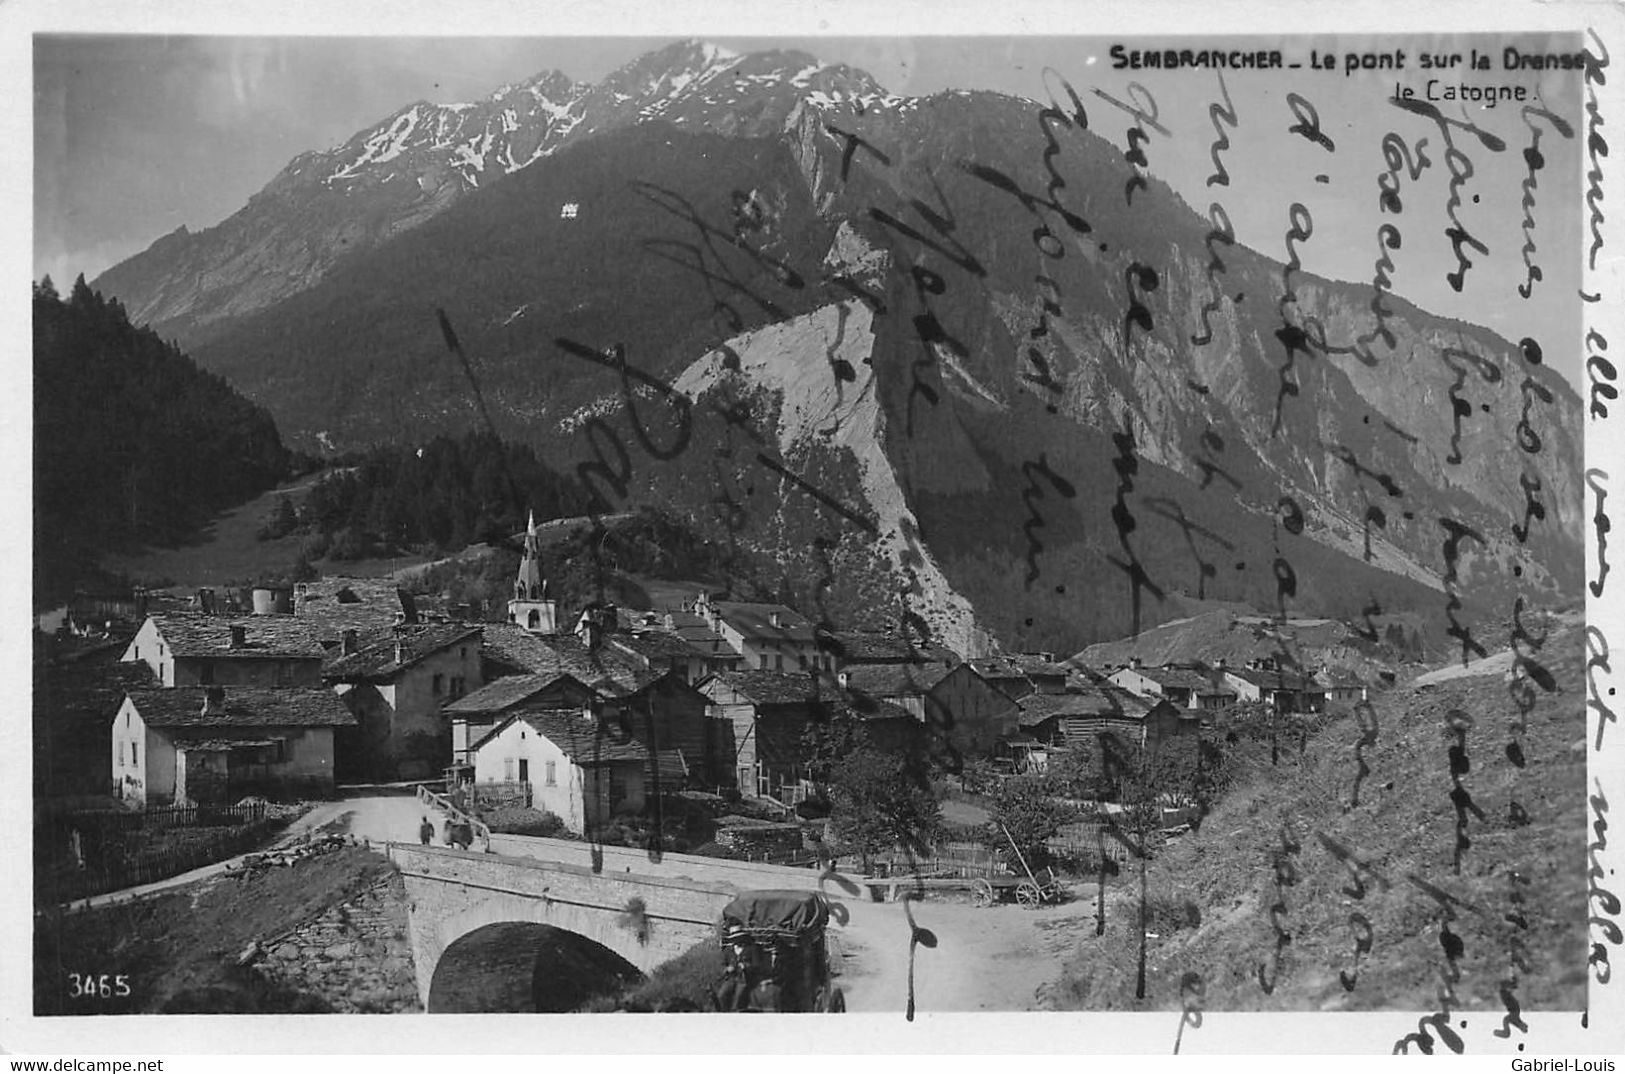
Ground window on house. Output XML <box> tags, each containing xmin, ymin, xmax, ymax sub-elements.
<box><xmin>131</xmin><ymin>741</ymin><xmax>138</xmax><ymax>766</ymax></box>
<box><xmin>433</xmin><ymin>673</ymin><xmax>445</xmax><ymax>696</ymax></box>
<box><xmin>545</xmin><ymin>761</ymin><xmax>557</xmax><ymax>786</ymax></box>
<box><xmin>450</xmin><ymin>676</ymin><xmax>465</xmax><ymax>700</ymax></box>
<box><xmin>775</xmin><ymin>654</ymin><xmax>784</xmax><ymax>671</ymax></box>
<box><xmin>504</xmin><ymin>757</ymin><xmax>516</xmax><ymax>781</ymax></box>
<box><xmin>758</xmin><ymin>654</ymin><xmax>768</xmax><ymax>670</ymax></box>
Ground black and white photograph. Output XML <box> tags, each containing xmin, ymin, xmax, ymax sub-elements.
<box><xmin>10</xmin><ymin>0</ymin><xmax>1625</xmax><ymax>1057</ymax></box>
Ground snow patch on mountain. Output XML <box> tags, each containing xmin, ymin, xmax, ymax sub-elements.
<box><xmin>332</xmin><ymin>106</ymin><xmax>422</xmax><ymax>179</ymax></box>
<box><xmin>451</xmin><ymin>130</ymin><xmax>494</xmax><ymax>172</ymax></box>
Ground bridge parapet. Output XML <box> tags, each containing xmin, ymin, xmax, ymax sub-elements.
<box><xmin>388</xmin><ymin>843</ymin><xmax>741</xmax><ymax>1007</ymax></box>
<box><xmin>486</xmin><ymin>833</ymin><xmax>830</xmax><ymax>889</ymax></box>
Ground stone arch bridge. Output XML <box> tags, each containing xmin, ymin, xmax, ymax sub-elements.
<box><xmin>387</xmin><ymin>840</ymin><xmax>825</xmax><ymax>1010</ymax></box>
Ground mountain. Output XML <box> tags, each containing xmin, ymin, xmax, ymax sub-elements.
<box><xmin>89</xmin><ymin>41</ymin><xmax>1585</xmax><ymax>655</ymax></box>
<box><xmin>91</xmin><ymin>40</ymin><xmax>892</xmax><ymax>344</ymax></box>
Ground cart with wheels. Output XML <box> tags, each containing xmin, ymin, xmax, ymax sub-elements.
<box><xmin>713</xmin><ymin>890</ymin><xmax>846</xmax><ymax>1013</ymax></box>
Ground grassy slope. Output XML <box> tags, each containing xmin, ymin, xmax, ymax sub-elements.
<box><xmin>34</xmin><ymin>846</ymin><xmax>404</xmax><ymax>1014</ymax></box>
<box><xmin>99</xmin><ymin>474</ymin><xmax>436</xmax><ymax>592</ymax></box>
<box><xmin>1052</xmin><ymin>617</ymin><xmax>1588</xmax><ymax>1014</ymax></box>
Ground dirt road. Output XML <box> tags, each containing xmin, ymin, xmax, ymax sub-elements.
<box><xmin>291</xmin><ymin>794</ymin><xmax>433</xmax><ymax>845</ymax></box>
<box><xmin>832</xmin><ymin>890</ymin><xmax>1101</xmax><ymax>1013</ymax></box>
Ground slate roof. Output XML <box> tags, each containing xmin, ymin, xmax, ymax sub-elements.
<box><xmin>969</xmin><ymin>653</ymin><xmax>1067</xmax><ymax>682</ymax></box>
<box><xmin>664</xmin><ymin>611</ymin><xmax>735</xmax><ymax>653</ymax></box>
<box><xmin>1226</xmin><ymin>667</ymin><xmax>1324</xmax><ymax>692</ymax></box>
<box><xmin>606</xmin><ymin>631</ymin><xmax>704</xmax><ymax>663</ymax></box>
<box><xmin>126</xmin><ymin>687</ymin><xmax>356</xmax><ymax>728</ymax></box>
<box><xmin>1004</xmin><ymin>653</ymin><xmax>1071</xmax><ymax>678</ymax></box>
<box><xmin>292</xmin><ymin>577</ymin><xmax>413</xmax><ymax>641</ymax></box>
<box><xmin>443</xmin><ymin>673</ymin><xmax>592</xmax><ymax>716</ymax></box>
<box><xmin>837</xmin><ymin>694</ymin><xmax>918</xmax><ymax>723</ymax></box>
<box><xmin>830</xmin><ymin>632</ymin><xmax>959</xmax><ymax>665</ymax></box>
<box><xmin>475</xmin><ymin>709</ymin><xmax>687</xmax><ymax>778</ymax></box>
<box><xmin>146</xmin><ymin>614</ymin><xmax>326</xmax><ymax>660</ymax></box>
<box><xmin>480</xmin><ymin>624</ymin><xmax>670</xmax><ymax>697</ymax></box>
<box><xmin>702</xmin><ymin>669</ymin><xmax>830</xmax><ymax>706</ymax></box>
<box><xmin>709</xmin><ymin>600</ymin><xmax>816</xmax><ymax>643</ymax></box>
<box><xmin>324</xmin><ymin>624</ymin><xmax>482</xmax><ymax>682</ymax></box>
<box><xmin>840</xmin><ymin>662</ymin><xmax>954</xmax><ymax>697</ymax></box>
<box><xmin>1015</xmin><ymin>685</ymin><xmax>1152</xmax><ymax>728</ymax></box>
<box><xmin>1120</xmin><ymin>665</ymin><xmax>1232</xmax><ymax>695</ymax></box>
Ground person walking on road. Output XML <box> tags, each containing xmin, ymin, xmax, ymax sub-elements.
<box><xmin>419</xmin><ymin>816</ymin><xmax>434</xmax><ymax>845</ymax></box>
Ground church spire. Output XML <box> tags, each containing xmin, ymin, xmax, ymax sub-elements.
<box><xmin>509</xmin><ymin>509</ymin><xmax>556</xmax><ymax>633</ymax></box>
<box><xmin>515</xmin><ymin>510</ymin><xmax>545</xmax><ymax>600</ymax></box>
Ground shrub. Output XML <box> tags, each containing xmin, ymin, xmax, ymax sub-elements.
<box><xmin>481</xmin><ymin>807</ymin><xmax>566</xmax><ymax>838</ymax></box>
<box><xmin>577</xmin><ymin>939</ymin><xmax>725</xmax><ymax>1012</ymax></box>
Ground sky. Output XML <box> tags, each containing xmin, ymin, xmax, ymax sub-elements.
<box><xmin>33</xmin><ymin>29</ymin><xmax>1590</xmax><ymax>385</ymax></box>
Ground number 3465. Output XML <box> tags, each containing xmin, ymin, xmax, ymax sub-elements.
<box><xmin>68</xmin><ymin>973</ymin><xmax>130</xmax><ymax>999</ymax></box>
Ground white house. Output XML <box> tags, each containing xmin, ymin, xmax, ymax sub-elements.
<box><xmin>113</xmin><ymin>686</ymin><xmax>355</xmax><ymax>807</ymax></box>
<box><xmin>470</xmin><ymin>708</ymin><xmax>685</xmax><ymax>835</ymax></box>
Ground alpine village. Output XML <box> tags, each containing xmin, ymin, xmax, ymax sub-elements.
<box><xmin>32</xmin><ymin>37</ymin><xmax>1590</xmax><ymax>1019</ymax></box>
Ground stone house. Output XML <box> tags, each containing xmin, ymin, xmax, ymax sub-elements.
<box><xmin>324</xmin><ymin>624</ymin><xmax>484</xmax><ymax>781</ymax></box>
<box><xmin>443</xmin><ymin>672</ymin><xmax>601</xmax><ymax>765</ymax></box>
<box><xmin>1315</xmin><ymin>668</ymin><xmax>1369</xmax><ymax>704</ymax></box>
<box><xmin>469</xmin><ymin>709</ymin><xmax>686</xmax><ymax>835</ymax></box>
<box><xmin>1222</xmin><ymin>664</ymin><xmax>1327</xmax><ymax>713</ymax></box>
<box><xmin>693</xmin><ymin>594</ymin><xmax>830</xmax><ymax>673</ymax></box>
<box><xmin>602</xmin><ymin>629</ymin><xmax>711</xmax><ymax>687</ymax></box>
<box><xmin>112</xmin><ymin>686</ymin><xmax>355</xmax><ymax>807</ymax></box>
<box><xmin>122</xmin><ymin>614</ymin><xmax>325</xmax><ymax>687</ymax></box>
<box><xmin>478</xmin><ymin>625</ymin><xmax>719</xmax><ymax>785</ymax></box>
<box><xmin>1108</xmin><ymin>661</ymin><xmax>1236</xmax><ymax>711</ymax></box>
<box><xmin>659</xmin><ymin>609</ymin><xmax>747</xmax><ymax>675</ymax></box>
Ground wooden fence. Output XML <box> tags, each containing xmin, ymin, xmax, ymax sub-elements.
<box><xmin>43</xmin><ymin>818</ymin><xmax>282</xmax><ymax>903</ymax></box>
<box><xmin>470</xmin><ymin>781</ymin><xmax>531</xmax><ymax>810</ymax></box>
<box><xmin>59</xmin><ymin>801</ymin><xmax>268</xmax><ymax>833</ymax></box>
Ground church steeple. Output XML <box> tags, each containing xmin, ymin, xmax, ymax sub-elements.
<box><xmin>508</xmin><ymin>510</ymin><xmax>557</xmax><ymax>634</ymax></box>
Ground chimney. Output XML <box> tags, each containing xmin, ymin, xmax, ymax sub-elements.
<box><xmin>228</xmin><ymin>624</ymin><xmax>247</xmax><ymax>649</ymax></box>
<box><xmin>341</xmin><ymin>629</ymin><xmax>359</xmax><ymax>656</ymax></box>
<box><xmin>133</xmin><ymin>586</ymin><xmax>149</xmax><ymax>620</ymax></box>
<box><xmin>394</xmin><ymin>634</ymin><xmax>408</xmax><ymax>665</ymax></box>
<box><xmin>201</xmin><ymin>686</ymin><xmax>226</xmax><ymax>716</ymax></box>
<box><xmin>196</xmin><ymin>588</ymin><xmax>216</xmax><ymax>616</ymax></box>
<box><xmin>1130</xmin><ymin>656</ymin><xmax>1142</xmax><ymax>670</ymax></box>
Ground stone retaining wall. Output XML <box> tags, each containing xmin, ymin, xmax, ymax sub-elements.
<box><xmin>253</xmin><ymin>873</ymin><xmax>421</xmax><ymax>1013</ymax></box>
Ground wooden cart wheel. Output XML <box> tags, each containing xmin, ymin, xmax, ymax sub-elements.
<box><xmin>972</xmin><ymin>878</ymin><xmax>995</xmax><ymax>908</ymax></box>
<box><xmin>1016</xmin><ymin>881</ymin><xmax>1040</xmax><ymax>907</ymax></box>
